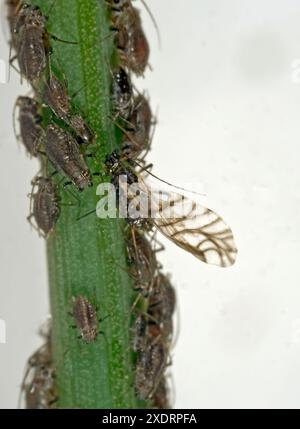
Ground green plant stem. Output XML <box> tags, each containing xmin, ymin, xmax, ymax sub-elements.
<box><xmin>33</xmin><ymin>0</ymin><xmax>144</xmax><ymax>408</ymax></box>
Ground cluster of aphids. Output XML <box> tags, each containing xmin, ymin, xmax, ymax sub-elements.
<box><xmin>108</xmin><ymin>0</ymin><xmax>175</xmax><ymax>408</ymax></box>
<box><xmin>7</xmin><ymin>0</ymin><xmax>176</xmax><ymax>409</ymax></box>
<box><xmin>8</xmin><ymin>0</ymin><xmax>96</xmax><ymax>239</ymax></box>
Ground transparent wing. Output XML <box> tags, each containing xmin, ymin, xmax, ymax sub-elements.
<box><xmin>138</xmin><ymin>176</ymin><xmax>237</xmax><ymax>268</ymax></box>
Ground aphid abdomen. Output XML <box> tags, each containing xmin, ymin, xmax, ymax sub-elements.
<box><xmin>72</xmin><ymin>295</ymin><xmax>99</xmax><ymax>343</ymax></box>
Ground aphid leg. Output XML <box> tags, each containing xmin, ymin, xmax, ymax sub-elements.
<box><xmin>49</xmin><ymin>34</ymin><xmax>78</xmax><ymax>45</ymax></box>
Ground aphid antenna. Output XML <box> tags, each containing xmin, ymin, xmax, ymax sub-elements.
<box><xmin>138</xmin><ymin>0</ymin><xmax>161</xmax><ymax>49</ymax></box>
<box><xmin>134</xmin><ymin>160</ymin><xmax>207</xmax><ymax>198</ymax></box>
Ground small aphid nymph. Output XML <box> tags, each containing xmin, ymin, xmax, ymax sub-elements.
<box><xmin>72</xmin><ymin>295</ymin><xmax>99</xmax><ymax>343</ymax></box>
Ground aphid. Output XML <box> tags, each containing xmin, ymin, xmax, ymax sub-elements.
<box><xmin>45</xmin><ymin>123</ymin><xmax>92</xmax><ymax>191</ymax></box>
<box><xmin>111</xmin><ymin>67</ymin><xmax>133</xmax><ymax>119</ymax></box>
<box><xmin>20</xmin><ymin>328</ymin><xmax>57</xmax><ymax>409</ymax></box>
<box><xmin>148</xmin><ymin>274</ymin><xmax>176</xmax><ymax>339</ymax></box>
<box><xmin>29</xmin><ymin>176</ymin><xmax>60</xmax><ymax>236</ymax></box>
<box><xmin>72</xmin><ymin>295</ymin><xmax>99</xmax><ymax>343</ymax></box>
<box><xmin>15</xmin><ymin>96</ymin><xmax>43</xmax><ymax>157</ymax></box>
<box><xmin>113</xmin><ymin>5</ymin><xmax>150</xmax><ymax>75</ymax></box>
<box><xmin>127</xmin><ymin>229</ymin><xmax>157</xmax><ymax>294</ymax></box>
<box><xmin>105</xmin><ymin>151</ymin><xmax>237</xmax><ymax>267</ymax></box>
<box><xmin>13</xmin><ymin>3</ymin><xmax>49</xmax><ymax>83</ymax></box>
<box><xmin>134</xmin><ymin>338</ymin><xmax>167</xmax><ymax>400</ymax></box>
<box><xmin>121</xmin><ymin>94</ymin><xmax>152</xmax><ymax>159</ymax></box>
<box><xmin>43</xmin><ymin>73</ymin><xmax>70</xmax><ymax>122</ymax></box>
<box><xmin>43</xmin><ymin>74</ymin><xmax>95</xmax><ymax>144</ymax></box>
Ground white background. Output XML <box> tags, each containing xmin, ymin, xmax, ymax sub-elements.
<box><xmin>1</xmin><ymin>0</ymin><xmax>300</xmax><ymax>408</ymax></box>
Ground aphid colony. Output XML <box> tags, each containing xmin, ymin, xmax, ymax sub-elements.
<box><xmin>11</xmin><ymin>0</ymin><xmax>174</xmax><ymax>408</ymax></box>
<box><xmin>10</xmin><ymin>0</ymin><xmax>237</xmax><ymax>410</ymax></box>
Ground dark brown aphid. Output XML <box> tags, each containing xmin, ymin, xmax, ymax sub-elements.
<box><xmin>121</xmin><ymin>94</ymin><xmax>152</xmax><ymax>159</ymax></box>
<box><xmin>21</xmin><ymin>328</ymin><xmax>57</xmax><ymax>409</ymax></box>
<box><xmin>111</xmin><ymin>67</ymin><xmax>133</xmax><ymax>119</ymax></box>
<box><xmin>29</xmin><ymin>176</ymin><xmax>60</xmax><ymax>236</ymax></box>
<box><xmin>134</xmin><ymin>338</ymin><xmax>167</xmax><ymax>400</ymax></box>
<box><xmin>13</xmin><ymin>4</ymin><xmax>49</xmax><ymax>83</ymax></box>
<box><xmin>114</xmin><ymin>5</ymin><xmax>150</xmax><ymax>75</ymax></box>
<box><xmin>45</xmin><ymin>123</ymin><xmax>92</xmax><ymax>191</ymax></box>
<box><xmin>72</xmin><ymin>295</ymin><xmax>99</xmax><ymax>343</ymax></box>
<box><xmin>16</xmin><ymin>96</ymin><xmax>43</xmax><ymax>157</ymax></box>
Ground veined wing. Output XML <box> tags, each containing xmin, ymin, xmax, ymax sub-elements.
<box><xmin>139</xmin><ymin>177</ymin><xmax>237</xmax><ymax>267</ymax></box>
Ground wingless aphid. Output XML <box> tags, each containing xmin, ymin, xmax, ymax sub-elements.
<box><xmin>45</xmin><ymin>123</ymin><xmax>92</xmax><ymax>191</ymax></box>
<box><xmin>148</xmin><ymin>274</ymin><xmax>176</xmax><ymax>340</ymax></box>
<box><xmin>120</xmin><ymin>94</ymin><xmax>152</xmax><ymax>160</ymax></box>
<box><xmin>113</xmin><ymin>4</ymin><xmax>150</xmax><ymax>76</ymax></box>
<box><xmin>127</xmin><ymin>228</ymin><xmax>157</xmax><ymax>295</ymax></box>
<box><xmin>28</xmin><ymin>176</ymin><xmax>60</xmax><ymax>237</ymax></box>
<box><xmin>15</xmin><ymin>95</ymin><xmax>43</xmax><ymax>157</ymax></box>
<box><xmin>134</xmin><ymin>338</ymin><xmax>167</xmax><ymax>401</ymax></box>
<box><xmin>72</xmin><ymin>295</ymin><xmax>104</xmax><ymax>343</ymax></box>
<box><xmin>13</xmin><ymin>3</ymin><xmax>49</xmax><ymax>83</ymax></box>
<box><xmin>43</xmin><ymin>73</ymin><xmax>95</xmax><ymax>144</ymax></box>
